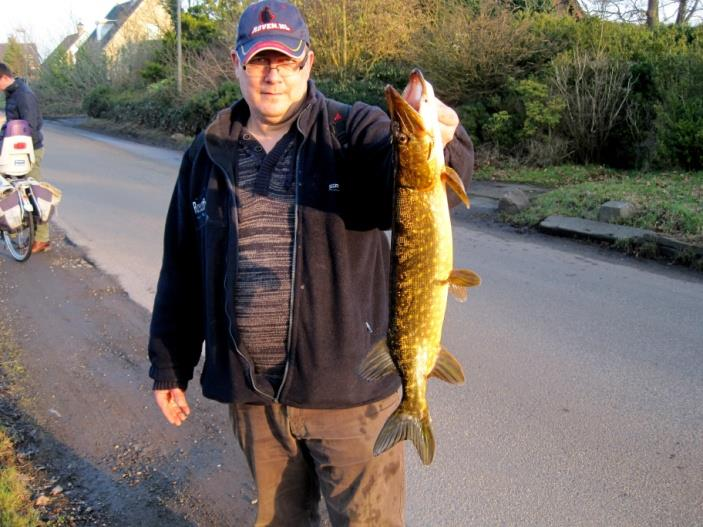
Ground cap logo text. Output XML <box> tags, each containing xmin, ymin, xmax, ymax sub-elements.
<box><xmin>251</xmin><ymin>22</ymin><xmax>291</xmax><ymax>35</ymax></box>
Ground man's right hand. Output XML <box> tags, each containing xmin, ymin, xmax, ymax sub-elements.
<box><xmin>154</xmin><ymin>388</ymin><xmax>191</xmax><ymax>426</ymax></box>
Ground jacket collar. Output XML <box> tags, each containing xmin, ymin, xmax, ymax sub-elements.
<box><xmin>203</xmin><ymin>80</ymin><xmax>322</xmax><ymax>180</ymax></box>
<box><xmin>4</xmin><ymin>78</ymin><xmax>21</xmax><ymax>94</ymax></box>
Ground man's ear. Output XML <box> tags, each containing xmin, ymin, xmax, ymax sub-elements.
<box><xmin>231</xmin><ymin>53</ymin><xmax>243</xmax><ymax>82</ymax></box>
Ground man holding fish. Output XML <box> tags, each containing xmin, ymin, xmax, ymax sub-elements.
<box><xmin>148</xmin><ymin>1</ymin><xmax>477</xmax><ymax>525</ymax></box>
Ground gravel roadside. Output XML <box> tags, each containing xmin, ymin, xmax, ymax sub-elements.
<box><xmin>0</xmin><ymin>227</ymin><xmax>255</xmax><ymax>526</ymax></box>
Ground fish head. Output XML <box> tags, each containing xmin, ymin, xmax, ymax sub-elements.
<box><xmin>385</xmin><ymin>69</ymin><xmax>440</xmax><ymax>191</ymax></box>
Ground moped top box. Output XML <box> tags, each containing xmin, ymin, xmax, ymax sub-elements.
<box><xmin>0</xmin><ymin>119</ymin><xmax>35</xmax><ymax>178</ymax></box>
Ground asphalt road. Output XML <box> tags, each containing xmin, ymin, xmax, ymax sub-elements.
<box><xmin>43</xmin><ymin>122</ymin><xmax>182</xmax><ymax>311</ymax></box>
<box><xmin>42</xmin><ymin>122</ymin><xmax>703</xmax><ymax>526</ymax></box>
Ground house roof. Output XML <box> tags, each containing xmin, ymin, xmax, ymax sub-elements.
<box><xmin>55</xmin><ymin>33</ymin><xmax>82</xmax><ymax>53</ymax></box>
<box><xmin>85</xmin><ymin>0</ymin><xmax>143</xmax><ymax>49</ymax></box>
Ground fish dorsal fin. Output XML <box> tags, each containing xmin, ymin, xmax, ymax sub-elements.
<box><xmin>429</xmin><ymin>346</ymin><xmax>465</xmax><ymax>384</ymax></box>
<box><xmin>358</xmin><ymin>339</ymin><xmax>396</xmax><ymax>381</ymax></box>
<box><xmin>443</xmin><ymin>269</ymin><xmax>481</xmax><ymax>302</ymax></box>
<box><xmin>442</xmin><ymin>167</ymin><xmax>470</xmax><ymax>208</ymax></box>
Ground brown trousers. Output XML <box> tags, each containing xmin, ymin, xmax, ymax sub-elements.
<box><xmin>230</xmin><ymin>391</ymin><xmax>405</xmax><ymax>527</ymax></box>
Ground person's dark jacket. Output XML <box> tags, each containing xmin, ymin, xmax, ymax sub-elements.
<box><xmin>148</xmin><ymin>81</ymin><xmax>474</xmax><ymax>408</ymax></box>
<box><xmin>2</xmin><ymin>78</ymin><xmax>43</xmax><ymax>149</ymax></box>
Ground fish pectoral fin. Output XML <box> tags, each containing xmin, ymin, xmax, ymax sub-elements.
<box><xmin>358</xmin><ymin>339</ymin><xmax>396</xmax><ymax>381</ymax></box>
<box><xmin>442</xmin><ymin>167</ymin><xmax>470</xmax><ymax>208</ymax></box>
<box><xmin>444</xmin><ymin>269</ymin><xmax>481</xmax><ymax>303</ymax></box>
<box><xmin>429</xmin><ymin>346</ymin><xmax>465</xmax><ymax>385</ymax></box>
<box><xmin>374</xmin><ymin>409</ymin><xmax>436</xmax><ymax>465</ymax></box>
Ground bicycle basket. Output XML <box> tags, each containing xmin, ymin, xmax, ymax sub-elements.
<box><xmin>30</xmin><ymin>182</ymin><xmax>62</xmax><ymax>223</ymax></box>
<box><xmin>0</xmin><ymin>189</ymin><xmax>24</xmax><ymax>233</ymax></box>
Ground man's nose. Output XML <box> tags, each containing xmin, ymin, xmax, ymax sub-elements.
<box><xmin>263</xmin><ymin>65</ymin><xmax>284</xmax><ymax>81</ymax></box>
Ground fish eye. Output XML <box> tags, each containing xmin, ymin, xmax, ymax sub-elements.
<box><xmin>397</xmin><ymin>133</ymin><xmax>409</xmax><ymax>145</ymax></box>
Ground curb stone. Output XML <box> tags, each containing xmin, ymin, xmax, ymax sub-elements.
<box><xmin>539</xmin><ymin>215</ymin><xmax>703</xmax><ymax>262</ymax></box>
<box><xmin>468</xmin><ymin>181</ymin><xmax>702</xmax><ymax>266</ymax></box>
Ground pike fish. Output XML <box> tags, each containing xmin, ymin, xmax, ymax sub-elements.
<box><xmin>359</xmin><ymin>70</ymin><xmax>481</xmax><ymax>465</ymax></box>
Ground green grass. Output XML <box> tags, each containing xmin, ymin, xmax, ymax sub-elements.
<box><xmin>478</xmin><ymin>165</ymin><xmax>625</xmax><ymax>187</ymax></box>
<box><xmin>0</xmin><ymin>426</ymin><xmax>40</xmax><ymax>527</ymax></box>
<box><xmin>0</xmin><ymin>322</ymin><xmax>40</xmax><ymax>527</ymax></box>
<box><xmin>476</xmin><ymin>166</ymin><xmax>703</xmax><ymax>244</ymax></box>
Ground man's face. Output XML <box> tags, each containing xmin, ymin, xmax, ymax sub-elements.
<box><xmin>0</xmin><ymin>75</ymin><xmax>13</xmax><ymax>91</ymax></box>
<box><xmin>232</xmin><ymin>49</ymin><xmax>314</xmax><ymax>126</ymax></box>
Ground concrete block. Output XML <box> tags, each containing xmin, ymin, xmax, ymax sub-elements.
<box><xmin>598</xmin><ymin>200</ymin><xmax>637</xmax><ymax>222</ymax></box>
<box><xmin>498</xmin><ymin>189</ymin><xmax>530</xmax><ymax>214</ymax></box>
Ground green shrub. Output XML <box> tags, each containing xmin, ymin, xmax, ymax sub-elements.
<box><xmin>654</xmin><ymin>56</ymin><xmax>703</xmax><ymax>170</ymax></box>
<box><xmin>484</xmin><ymin>110</ymin><xmax>516</xmax><ymax>149</ymax></box>
<box><xmin>176</xmin><ymin>81</ymin><xmax>241</xmax><ymax>134</ymax></box>
<box><xmin>313</xmin><ymin>60</ymin><xmax>408</xmax><ymax>109</ymax></box>
<box><xmin>414</xmin><ymin>1</ymin><xmax>546</xmax><ymax>105</ymax></box>
<box><xmin>83</xmin><ymin>85</ymin><xmax>116</xmax><ymax>118</ymax></box>
<box><xmin>85</xmin><ymin>79</ymin><xmax>241</xmax><ymax>136</ymax></box>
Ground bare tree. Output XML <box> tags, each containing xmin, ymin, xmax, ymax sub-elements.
<box><xmin>646</xmin><ymin>0</ymin><xmax>659</xmax><ymax>25</ymax></box>
<box><xmin>676</xmin><ymin>0</ymin><xmax>688</xmax><ymax>22</ymax></box>
<box><xmin>553</xmin><ymin>49</ymin><xmax>634</xmax><ymax>163</ymax></box>
<box><xmin>580</xmin><ymin>0</ymin><xmax>702</xmax><ymax>25</ymax></box>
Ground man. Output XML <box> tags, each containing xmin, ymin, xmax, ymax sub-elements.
<box><xmin>148</xmin><ymin>1</ymin><xmax>474</xmax><ymax>525</ymax></box>
<box><xmin>0</xmin><ymin>62</ymin><xmax>48</xmax><ymax>253</ymax></box>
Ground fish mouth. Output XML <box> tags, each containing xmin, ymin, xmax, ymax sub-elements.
<box><xmin>402</xmin><ymin>69</ymin><xmax>427</xmax><ymax>112</ymax></box>
<box><xmin>385</xmin><ymin>68</ymin><xmax>428</xmax><ymax>134</ymax></box>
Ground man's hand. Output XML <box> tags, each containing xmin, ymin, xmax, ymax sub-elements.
<box><xmin>436</xmin><ymin>98</ymin><xmax>460</xmax><ymax>147</ymax></box>
<box><xmin>154</xmin><ymin>388</ymin><xmax>190</xmax><ymax>426</ymax></box>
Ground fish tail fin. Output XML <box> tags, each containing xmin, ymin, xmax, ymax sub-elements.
<box><xmin>374</xmin><ymin>407</ymin><xmax>435</xmax><ymax>465</ymax></box>
<box><xmin>444</xmin><ymin>269</ymin><xmax>481</xmax><ymax>302</ymax></box>
<box><xmin>429</xmin><ymin>346</ymin><xmax>465</xmax><ymax>384</ymax></box>
<box><xmin>358</xmin><ymin>339</ymin><xmax>396</xmax><ymax>381</ymax></box>
<box><xmin>442</xmin><ymin>166</ymin><xmax>470</xmax><ymax>208</ymax></box>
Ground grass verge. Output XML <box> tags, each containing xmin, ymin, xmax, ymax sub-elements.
<box><xmin>477</xmin><ymin>166</ymin><xmax>703</xmax><ymax>245</ymax></box>
<box><xmin>0</xmin><ymin>320</ymin><xmax>38</xmax><ymax>527</ymax></box>
<box><xmin>0</xmin><ymin>425</ymin><xmax>41</xmax><ymax>527</ymax></box>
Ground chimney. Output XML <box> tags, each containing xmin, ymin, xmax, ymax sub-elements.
<box><xmin>77</xmin><ymin>22</ymin><xmax>85</xmax><ymax>35</ymax></box>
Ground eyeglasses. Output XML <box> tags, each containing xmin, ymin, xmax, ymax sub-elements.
<box><xmin>241</xmin><ymin>51</ymin><xmax>309</xmax><ymax>78</ymax></box>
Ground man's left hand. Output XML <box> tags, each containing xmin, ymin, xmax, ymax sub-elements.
<box><xmin>436</xmin><ymin>99</ymin><xmax>459</xmax><ymax>147</ymax></box>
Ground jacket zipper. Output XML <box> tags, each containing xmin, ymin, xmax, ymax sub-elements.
<box><xmin>273</xmin><ymin>120</ymin><xmax>306</xmax><ymax>403</ymax></box>
<box><xmin>204</xmin><ymin>140</ymin><xmax>274</xmax><ymax>401</ymax></box>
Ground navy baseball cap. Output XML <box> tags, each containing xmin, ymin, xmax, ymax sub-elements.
<box><xmin>235</xmin><ymin>1</ymin><xmax>310</xmax><ymax>65</ymax></box>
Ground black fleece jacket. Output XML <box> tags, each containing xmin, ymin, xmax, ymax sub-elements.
<box><xmin>2</xmin><ymin>78</ymin><xmax>43</xmax><ymax>149</ymax></box>
<box><xmin>148</xmin><ymin>82</ymin><xmax>474</xmax><ymax>408</ymax></box>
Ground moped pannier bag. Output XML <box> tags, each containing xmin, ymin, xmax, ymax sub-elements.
<box><xmin>0</xmin><ymin>189</ymin><xmax>24</xmax><ymax>233</ymax></box>
<box><xmin>30</xmin><ymin>182</ymin><xmax>62</xmax><ymax>223</ymax></box>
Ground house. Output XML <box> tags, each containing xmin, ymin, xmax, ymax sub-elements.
<box><xmin>52</xmin><ymin>22</ymin><xmax>92</xmax><ymax>65</ymax></box>
<box><xmin>49</xmin><ymin>0</ymin><xmax>171</xmax><ymax>68</ymax></box>
<box><xmin>0</xmin><ymin>41</ymin><xmax>42</xmax><ymax>79</ymax></box>
<box><xmin>83</xmin><ymin>0</ymin><xmax>172</xmax><ymax>63</ymax></box>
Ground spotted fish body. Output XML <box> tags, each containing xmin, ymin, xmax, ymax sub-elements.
<box><xmin>360</xmin><ymin>70</ymin><xmax>480</xmax><ymax>465</ymax></box>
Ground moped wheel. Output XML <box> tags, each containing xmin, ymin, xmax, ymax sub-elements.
<box><xmin>2</xmin><ymin>210</ymin><xmax>34</xmax><ymax>262</ymax></box>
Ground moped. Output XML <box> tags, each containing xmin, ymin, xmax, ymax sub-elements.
<box><xmin>0</xmin><ymin>120</ymin><xmax>61</xmax><ymax>262</ymax></box>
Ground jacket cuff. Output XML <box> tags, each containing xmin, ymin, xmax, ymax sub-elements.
<box><xmin>149</xmin><ymin>363</ymin><xmax>192</xmax><ymax>391</ymax></box>
<box><xmin>152</xmin><ymin>379</ymin><xmax>188</xmax><ymax>391</ymax></box>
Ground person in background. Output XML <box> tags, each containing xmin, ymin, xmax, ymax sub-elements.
<box><xmin>148</xmin><ymin>1</ymin><xmax>474</xmax><ymax>525</ymax></box>
<box><xmin>0</xmin><ymin>62</ymin><xmax>49</xmax><ymax>253</ymax></box>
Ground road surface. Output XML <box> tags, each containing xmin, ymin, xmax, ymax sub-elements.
<box><xmin>37</xmin><ymin>121</ymin><xmax>703</xmax><ymax>526</ymax></box>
